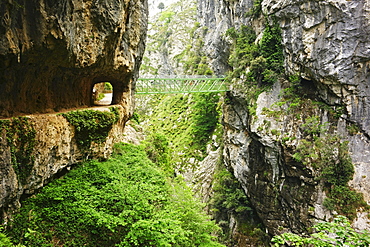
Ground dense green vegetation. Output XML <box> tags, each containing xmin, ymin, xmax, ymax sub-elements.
<box><xmin>226</xmin><ymin>19</ymin><xmax>283</xmax><ymax>87</ymax></box>
<box><xmin>0</xmin><ymin>117</ymin><xmax>36</xmax><ymax>184</ymax></box>
<box><xmin>272</xmin><ymin>215</ymin><xmax>370</xmax><ymax>246</ymax></box>
<box><xmin>137</xmin><ymin>93</ymin><xmax>221</xmax><ymax>167</ymax></box>
<box><xmin>211</xmin><ymin>166</ymin><xmax>268</xmax><ymax>246</ymax></box>
<box><xmin>5</xmin><ymin>143</ymin><xmax>224</xmax><ymax>247</ymax></box>
<box><xmin>61</xmin><ymin>107</ymin><xmax>119</xmax><ymax>150</ymax></box>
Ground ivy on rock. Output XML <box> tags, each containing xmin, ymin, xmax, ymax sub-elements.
<box><xmin>0</xmin><ymin>117</ymin><xmax>36</xmax><ymax>184</ymax></box>
<box><xmin>61</xmin><ymin>107</ymin><xmax>119</xmax><ymax>150</ymax></box>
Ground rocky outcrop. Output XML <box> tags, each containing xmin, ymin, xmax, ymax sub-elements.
<box><xmin>264</xmin><ymin>0</ymin><xmax>370</xmax><ymax>135</ymax></box>
<box><xmin>198</xmin><ymin>0</ymin><xmax>370</xmax><ymax>236</ymax></box>
<box><xmin>140</xmin><ymin>0</ymin><xmax>197</xmax><ymax>76</ymax></box>
<box><xmin>0</xmin><ymin>0</ymin><xmax>148</xmax><ymax>117</ymax></box>
<box><xmin>0</xmin><ymin>0</ymin><xmax>148</xmax><ymax>224</ymax></box>
<box><xmin>0</xmin><ymin>106</ymin><xmax>129</xmax><ymax>224</ymax></box>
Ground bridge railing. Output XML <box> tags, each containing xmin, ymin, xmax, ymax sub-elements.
<box><xmin>136</xmin><ymin>75</ymin><xmax>227</xmax><ymax>94</ymax></box>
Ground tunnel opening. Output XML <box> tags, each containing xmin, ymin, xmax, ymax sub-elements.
<box><xmin>92</xmin><ymin>82</ymin><xmax>113</xmax><ymax>106</ymax></box>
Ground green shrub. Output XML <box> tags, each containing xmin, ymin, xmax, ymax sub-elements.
<box><xmin>211</xmin><ymin>168</ymin><xmax>252</xmax><ymax>217</ymax></box>
<box><xmin>272</xmin><ymin>215</ymin><xmax>370</xmax><ymax>246</ymax></box>
<box><xmin>143</xmin><ymin>132</ymin><xmax>173</xmax><ymax>175</ymax></box>
<box><xmin>259</xmin><ymin>19</ymin><xmax>284</xmax><ymax>74</ymax></box>
<box><xmin>0</xmin><ymin>231</ymin><xmax>25</xmax><ymax>247</ymax></box>
<box><xmin>61</xmin><ymin>107</ymin><xmax>119</xmax><ymax>150</ymax></box>
<box><xmin>6</xmin><ymin>143</ymin><xmax>224</xmax><ymax>247</ymax></box>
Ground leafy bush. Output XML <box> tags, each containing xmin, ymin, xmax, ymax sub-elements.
<box><xmin>143</xmin><ymin>132</ymin><xmax>173</xmax><ymax>175</ymax></box>
<box><xmin>259</xmin><ymin>19</ymin><xmax>284</xmax><ymax>74</ymax></box>
<box><xmin>226</xmin><ymin>19</ymin><xmax>283</xmax><ymax>87</ymax></box>
<box><xmin>0</xmin><ymin>231</ymin><xmax>25</xmax><ymax>247</ymax></box>
<box><xmin>272</xmin><ymin>215</ymin><xmax>370</xmax><ymax>246</ymax></box>
<box><xmin>211</xmin><ymin>168</ymin><xmax>252</xmax><ymax>217</ymax></box>
<box><xmin>210</xmin><ymin>166</ymin><xmax>268</xmax><ymax>246</ymax></box>
<box><xmin>61</xmin><ymin>107</ymin><xmax>119</xmax><ymax>150</ymax></box>
<box><xmin>6</xmin><ymin>143</ymin><xmax>224</xmax><ymax>247</ymax></box>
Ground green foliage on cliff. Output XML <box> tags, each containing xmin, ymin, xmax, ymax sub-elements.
<box><xmin>272</xmin><ymin>215</ymin><xmax>370</xmax><ymax>246</ymax></box>
<box><xmin>6</xmin><ymin>143</ymin><xmax>224</xmax><ymax>247</ymax></box>
<box><xmin>226</xmin><ymin>25</ymin><xmax>258</xmax><ymax>80</ymax></box>
<box><xmin>225</xmin><ymin>20</ymin><xmax>284</xmax><ymax>119</ymax></box>
<box><xmin>61</xmin><ymin>107</ymin><xmax>119</xmax><ymax>150</ymax></box>
<box><xmin>0</xmin><ymin>230</ymin><xmax>25</xmax><ymax>247</ymax></box>
<box><xmin>137</xmin><ymin>93</ymin><xmax>221</xmax><ymax>166</ymax></box>
<box><xmin>211</xmin><ymin>166</ymin><xmax>268</xmax><ymax>245</ymax></box>
<box><xmin>141</xmin><ymin>0</ymin><xmax>212</xmax><ymax>76</ymax></box>
<box><xmin>0</xmin><ymin>117</ymin><xmax>36</xmax><ymax>184</ymax></box>
<box><xmin>226</xmin><ymin>19</ymin><xmax>283</xmax><ymax>87</ymax></box>
<box><xmin>268</xmin><ymin>79</ymin><xmax>368</xmax><ymax>219</ymax></box>
<box><xmin>293</xmin><ymin>132</ymin><xmax>367</xmax><ymax>218</ymax></box>
<box><xmin>245</xmin><ymin>0</ymin><xmax>263</xmax><ymax>18</ymax></box>
<box><xmin>211</xmin><ymin>168</ymin><xmax>252</xmax><ymax>218</ymax></box>
<box><xmin>259</xmin><ymin>19</ymin><xmax>284</xmax><ymax>75</ymax></box>
<box><xmin>144</xmin><ymin>132</ymin><xmax>173</xmax><ymax>175</ymax></box>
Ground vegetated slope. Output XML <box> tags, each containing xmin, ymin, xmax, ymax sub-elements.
<box><xmin>5</xmin><ymin>143</ymin><xmax>224</xmax><ymax>247</ymax></box>
<box><xmin>134</xmin><ymin>93</ymin><xmax>269</xmax><ymax>246</ymax></box>
<box><xmin>140</xmin><ymin>0</ymin><xmax>213</xmax><ymax>76</ymax></box>
<box><xmin>136</xmin><ymin>93</ymin><xmax>221</xmax><ymax>167</ymax></box>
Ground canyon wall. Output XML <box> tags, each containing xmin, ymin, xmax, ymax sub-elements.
<box><xmin>198</xmin><ymin>0</ymin><xmax>370</xmax><ymax>236</ymax></box>
<box><xmin>0</xmin><ymin>0</ymin><xmax>148</xmax><ymax>117</ymax></box>
<box><xmin>140</xmin><ymin>0</ymin><xmax>198</xmax><ymax>76</ymax></box>
<box><xmin>0</xmin><ymin>0</ymin><xmax>148</xmax><ymax>223</ymax></box>
<box><xmin>0</xmin><ymin>106</ymin><xmax>129</xmax><ymax>223</ymax></box>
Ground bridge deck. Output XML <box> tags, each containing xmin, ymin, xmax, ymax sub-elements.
<box><xmin>136</xmin><ymin>76</ymin><xmax>227</xmax><ymax>94</ymax></box>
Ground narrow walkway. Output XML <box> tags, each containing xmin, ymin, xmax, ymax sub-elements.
<box><xmin>136</xmin><ymin>75</ymin><xmax>227</xmax><ymax>94</ymax></box>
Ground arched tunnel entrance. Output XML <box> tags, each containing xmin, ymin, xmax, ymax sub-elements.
<box><xmin>92</xmin><ymin>82</ymin><xmax>113</xmax><ymax>106</ymax></box>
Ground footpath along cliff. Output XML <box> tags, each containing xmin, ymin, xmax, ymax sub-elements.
<box><xmin>0</xmin><ymin>0</ymin><xmax>148</xmax><ymax>223</ymax></box>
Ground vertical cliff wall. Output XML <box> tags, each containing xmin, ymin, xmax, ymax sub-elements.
<box><xmin>0</xmin><ymin>0</ymin><xmax>148</xmax><ymax>117</ymax></box>
<box><xmin>0</xmin><ymin>0</ymin><xmax>148</xmax><ymax>224</ymax></box>
<box><xmin>197</xmin><ymin>0</ymin><xmax>370</xmax><ymax>236</ymax></box>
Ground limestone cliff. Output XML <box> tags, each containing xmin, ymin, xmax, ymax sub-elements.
<box><xmin>197</xmin><ymin>0</ymin><xmax>370</xmax><ymax>236</ymax></box>
<box><xmin>140</xmin><ymin>0</ymin><xmax>195</xmax><ymax>76</ymax></box>
<box><xmin>0</xmin><ymin>0</ymin><xmax>148</xmax><ymax>117</ymax></box>
<box><xmin>0</xmin><ymin>106</ymin><xmax>129</xmax><ymax>223</ymax></box>
<box><xmin>0</xmin><ymin>0</ymin><xmax>148</xmax><ymax>224</ymax></box>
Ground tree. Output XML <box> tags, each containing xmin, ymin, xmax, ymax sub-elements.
<box><xmin>158</xmin><ymin>2</ymin><xmax>165</xmax><ymax>12</ymax></box>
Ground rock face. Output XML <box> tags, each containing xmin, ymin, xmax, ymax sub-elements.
<box><xmin>198</xmin><ymin>0</ymin><xmax>370</xmax><ymax>236</ymax></box>
<box><xmin>0</xmin><ymin>106</ymin><xmax>128</xmax><ymax>223</ymax></box>
<box><xmin>140</xmin><ymin>0</ymin><xmax>197</xmax><ymax>76</ymax></box>
<box><xmin>0</xmin><ymin>0</ymin><xmax>148</xmax><ymax>224</ymax></box>
<box><xmin>0</xmin><ymin>0</ymin><xmax>148</xmax><ymax>117</ymax></box>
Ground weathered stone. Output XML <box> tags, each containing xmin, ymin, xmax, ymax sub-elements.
<box><xmin>0</xmin><ymin>0</ymin><xmax>148</xmax><ymax>224</ymax></box>
<box><xmin>0</xmin><ymin>0</ymin><xmax>148</xmax><ymax>117</ymax></box>
<box><xmin>198</xmin><ymin>0</ymin><xmax>370</xmax><ymax>236</ymax></box>
<box><xmin>0</xmin><ymin>106</ymin><xmax>128</xmax><ymax>223</ymax></box>
<box><xmin>263</xmin><ymin>0</ymin><xmax>370</xmax><ymax>134</ymax></box>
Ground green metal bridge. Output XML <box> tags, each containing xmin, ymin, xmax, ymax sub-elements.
<box><xmin>135</xmin><ymin>75</ymin><xmax>227</xmax><ymax>94</ymax></box>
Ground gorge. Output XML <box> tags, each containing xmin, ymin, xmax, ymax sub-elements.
<box><xmin>1</xmin><ymin>0</ymin><xmax>370</xmax><ymax>246</ymax></box>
